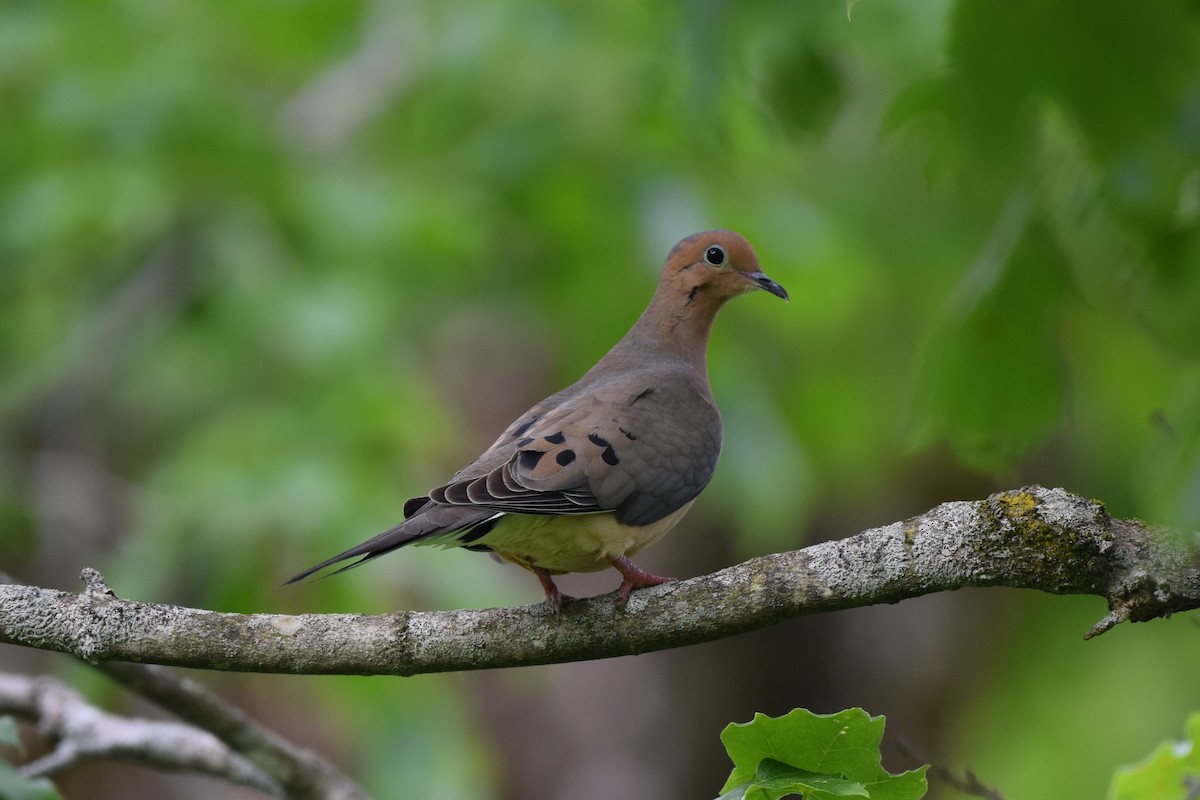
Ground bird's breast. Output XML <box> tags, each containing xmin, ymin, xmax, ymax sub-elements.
<box><xmin>479</xmin><ymin>501</ymin><xmax>695</xmax><ymax>574</ymax></box>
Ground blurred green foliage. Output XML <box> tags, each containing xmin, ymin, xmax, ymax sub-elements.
<box><xmin>0</xmin><ymin>716</ymin><xmax>63</xmax><ymax>800</ymax></box>
<box><xmin>1109</xmin><ymin>712</ymin><xmax>1200</xmax><ymax>800</ymax></box>
<box><xmin>2</xmin><ymin>0</ymin><xmax>1200</xmax><ymax>797</ymax></box>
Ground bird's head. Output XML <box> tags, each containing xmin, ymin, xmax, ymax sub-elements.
<box><xmin>663</xmin><ymin>230</ymin><xmax>788</xmax><ymax>306</ymax></box>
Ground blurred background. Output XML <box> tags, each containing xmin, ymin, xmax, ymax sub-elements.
<box><xmin>3</xmin><ymin>0</ymin><xmax>1200</xmax><ymax>797</ymax></box>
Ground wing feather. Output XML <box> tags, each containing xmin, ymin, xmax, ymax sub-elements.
<box><xmin>429</xmin><ymin>369</ymin><xmax>722</xmax><ymax>526</ymax></box>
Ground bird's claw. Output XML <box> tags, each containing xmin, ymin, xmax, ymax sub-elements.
<box><xmin>609</xmin><ymin>555</ymin><xmax>674</xmax><ymax>609</ymax></box>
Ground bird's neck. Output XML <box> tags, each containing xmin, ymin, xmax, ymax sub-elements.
<box><xmin>614</xmin><ymin>285</ymin><xmax>724</xmax><ymax>371</ymax></box>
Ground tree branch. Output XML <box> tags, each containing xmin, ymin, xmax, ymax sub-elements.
<box><xmin>95</xmin><ymin>662</ymin><xmax>370</xmax><ymax>800</ymax></box>
<box><xmin>0</xmin><ymin>672</ymin><xmax>278</xmax><ymax>793</ymax></box>
<box><xmin>1</xmin><ymin>487</ymin><xmax>1197</xmax><ymax>677</ymax></box>
<box><xmin>0</xmin><ymin>571</ymin><xmax>371</xmax><ymax>799</ymax></box>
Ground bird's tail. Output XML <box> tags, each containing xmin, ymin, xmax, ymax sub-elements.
<box><xmin>283</xmin><ymin>521</ymin><xmax>417</xmax><ymax>584</ymax></box>
<box><xmin>283</xmin><ymin>500</ymin><xmax>496</xmax><ymax>584</ymax></box>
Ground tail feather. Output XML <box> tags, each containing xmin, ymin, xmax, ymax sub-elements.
<box><xmin>284</xmin><ymin>503</ymin><xmax>498</xmax><ymax>585</ymax></box>
<box><xmin>283</xmin><ymin>522</ymin><xmax>416</xmax><ymax>584</ymax></box>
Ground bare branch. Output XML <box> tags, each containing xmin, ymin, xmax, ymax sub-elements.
<box><xmin>0</xmin><ymin>672</ymin><xmax>278</xmax><ymax>794</ymax></box>
<box><xmin>0</xmin><ymin>572</ymin><xmax>372</xmax><ymax>800</ymax></box>
<box><xmin>1</xmin><ymin>487</ymin><xmax>1197</xmax><ymax>677</ymax></box>
<box><xmin>97</xmin><ymin>662</ymin><xmax>370</xmax><ymax>800</ymax></box>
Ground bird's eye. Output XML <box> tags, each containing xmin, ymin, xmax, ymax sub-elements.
<box><xmin>704</xmin><ymin>245</ymin><xmax>726</xmax><ymax>266</ymax></box>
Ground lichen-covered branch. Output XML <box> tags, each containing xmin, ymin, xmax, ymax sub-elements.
<box><xmin>1</xmin><ymin>487</ymin><xmax>1198</xmax><ymax>677</ymax></box>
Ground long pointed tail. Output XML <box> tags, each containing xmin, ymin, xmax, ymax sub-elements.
<box><xmin>283</xmin><ymin>521</ymin><xmax>415</xmax><ymax>584</ymax></box>
<box><xmin>284</xmin><ymin>501</ymin><xmax>498</xmax><ymax>584</ymax></box>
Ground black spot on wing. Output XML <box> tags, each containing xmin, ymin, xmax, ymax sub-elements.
<box><xmin>518</xmin><ymin>450</ymin><xmax>545</xmax><ymax>471</ymax></box>
<box><xmin>619</xmin><ymin>427</ymin><xmax>637</xmax><ymax>440</ymax></box>
<box><xmin>587</xmin><ymin>433</ymin><xmax>619</xmax><ymax>465</ymax></box>
<box><xmin>556</xmin><ymin>449</ymin><xmax>576</xmax><ymax>466</ymax></box>
<box><xmin>511</xmin><ymin>416</ymin><xmax>539</xmax><ymax>439</ymax></box>
<box><xmin>544</xmin><ymin>431</ymin><xmax>566</xmax><ymax>444</ymax></box>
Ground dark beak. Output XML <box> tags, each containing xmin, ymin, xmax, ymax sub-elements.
<box><xmin>747</xmin><ymin>271</ymin><xmax>789</xmax><ymax>301</ymax></box>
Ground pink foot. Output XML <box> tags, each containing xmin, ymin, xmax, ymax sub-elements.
<box><xmin>533</xmin><ymin>566</ymin><xmax>575</xmax><ymax>612</ymax></box>
<box><xmin>607</xmin><ymin>555</ymin><xmax>675</xmax><ymax>609</ymax></box>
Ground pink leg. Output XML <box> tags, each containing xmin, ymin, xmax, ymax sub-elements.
<box><xmin>607</xmin><ymin>555</ymin><xmax>675</xmax><ymax>609</ymax></box>
<box><xmin>532</xmin><ymin>566</ymin><xmax>574</xmax><ymax>611</ymax></box>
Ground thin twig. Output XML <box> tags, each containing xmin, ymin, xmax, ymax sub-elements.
<box><xmin>928</xmin><ymin>764</ymin><xmax>1005</xmax><ymax>800</ymax></box>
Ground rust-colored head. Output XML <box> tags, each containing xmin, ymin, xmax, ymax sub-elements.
<box><xmin>614</xmin><ymin>230</ymin><xmax>786</xmax><ymax>364</ymax></box>
<box><xmin>662</xmin><ymin>230</ymin><xmax>787</xmax><ymax>304</ymax></box>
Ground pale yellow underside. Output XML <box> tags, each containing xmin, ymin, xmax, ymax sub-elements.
<box><xmin>479</xmin><ymin>501</ymin><xmax>695</xmax><ymax>574</ymax></box>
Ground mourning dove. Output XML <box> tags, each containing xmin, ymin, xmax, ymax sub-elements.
<box><xmin>287</xmin><ymin>230</ymin><xmax>787</xmax><ymax>609</ymax></box>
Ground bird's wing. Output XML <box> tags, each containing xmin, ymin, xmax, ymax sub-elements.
<box><xmin>284</xmin><ymin>372</ymin><xmax>720</xmax><ymax>584</ymax></box>
<box><xmin>429</xmin><ymin>370</ymin><xmax>722</xmax><ymax>526</ymax></box>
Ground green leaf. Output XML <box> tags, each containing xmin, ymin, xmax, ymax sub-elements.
<box><xmin>719</xmin><ymin>709</ymin><xmax>927</xmax><ymax>800</ymax></box>
<box><xmin>1109</xmin><ymin>712</ymin><xmax>1200</xmax><ymax>800</ymax></box>
<box><xmin>756</xmin><ymin>759</ymin><xmax>868</xmax><ymax>796</ymax></box>
<box><xmin>0</xmin><ymin>718</ymin><xmax>63</xmax><ymax>800</ymax></box>
<box><xmin>0</xmin><ymin>763</ymin><xmax>63</xmax><ymax>800</ymax></box>
<box><xmin>0</xmin><ymin>717</ymin><xmax>19</xmax><ymax>748</ymax></box>
<box><xmin>719</xmin><ymin>759</ymin><xmax>868</xmax><ymax>800</ymax></box>
<box><xmin>862</xmin><ymin>769</ymin><xmax>933</xmax><ymax>800</ymax></box>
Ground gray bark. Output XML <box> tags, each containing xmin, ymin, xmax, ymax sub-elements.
<box><xmin>3</xmin><ymin>486</ymin><xmax>1197</xmax><ymax>677</ymax></box>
